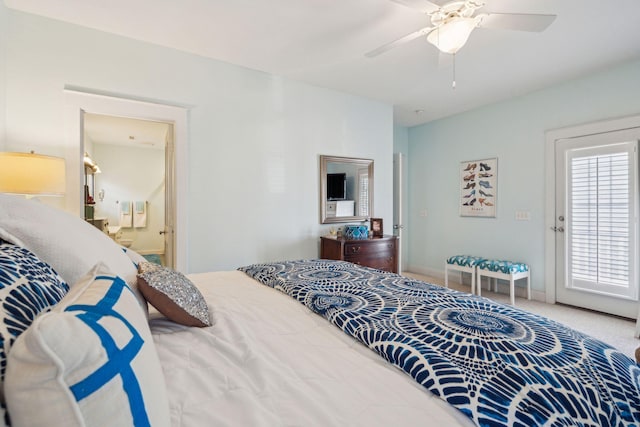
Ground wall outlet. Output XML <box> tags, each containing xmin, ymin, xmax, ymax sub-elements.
<box><xmin>515</xmin><ymin>210</ymin><xmax>531</xmax><ymax>221</ymax></box>
<box><xmin>419</xmin><ymin>209</ymin><xmax>428</xmax><ymax>217</ymax></box>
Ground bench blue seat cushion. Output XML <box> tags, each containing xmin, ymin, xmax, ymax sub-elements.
<box><xmin>446</xmin><ymin>255</ymin><xmax>486</xmax><ymax>268</ymax></box>
<box><xmin>478</xmin><ymin>259</ymin><xmax>529</xmax><ymax>274</ymax></box>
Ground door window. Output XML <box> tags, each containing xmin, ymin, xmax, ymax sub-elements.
<box><xmin>566</xmin><ymin>140</ymin><xmax>638</xmax><ymax>300</ymax></box>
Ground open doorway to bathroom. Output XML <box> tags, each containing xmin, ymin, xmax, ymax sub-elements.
<box><xmin>64</xmin><ymin>89</ymin><xmax>187</xmax><ymax>271</ymax></box>
<box><xmin>83</xmin><ymin>112</ymin><xmax>173</xmax><ymax>267</ymax></box>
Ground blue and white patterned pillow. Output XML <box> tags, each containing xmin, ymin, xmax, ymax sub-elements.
<box><xmin>0</xmin><ymin>239</ymin><xmax>68</xmax><ymax>400</ymax></box>
<box><xmin>5</xmin><ymin>263</ymin><xmax>170</xmax><ymax>427</ymax></box>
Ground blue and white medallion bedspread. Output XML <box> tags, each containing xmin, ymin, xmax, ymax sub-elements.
<box><xmin>239</xmin><ymin>259</ymin><xmax>640</xmax><ymax>427</ymax></box>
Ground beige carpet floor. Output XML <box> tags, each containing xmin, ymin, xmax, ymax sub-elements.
<box><xmin>403</xmin><ymin>271</ymin><xmax>640</xmax><ymax>360</ymax></box>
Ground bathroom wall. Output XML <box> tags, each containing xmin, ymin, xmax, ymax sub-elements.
<box><xmin>93</xmin><ymin>142</ymin><xmax>165</xmax><ymax>254</ymax></box>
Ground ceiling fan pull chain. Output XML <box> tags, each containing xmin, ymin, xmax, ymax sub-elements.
<box><xmin>452</xmin><ymin>53</ymin><xmax>456</xmax><ymax>89</ymax></box>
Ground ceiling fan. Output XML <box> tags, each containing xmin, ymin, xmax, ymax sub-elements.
<box><xmin>366</xmin><ymin>0</ymin><xmax>556</xmax><ymax>57</ymax></box>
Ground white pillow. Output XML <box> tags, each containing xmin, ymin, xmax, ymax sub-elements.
<box><xmin>0</xmin><ymin>194</ymin><xmax>146</xmax><ymax>311</ymax></box>
<box><xmin>122</xmin><ymin>246</ymin><xmax>148</xmax><ymax>269</ymax></box>
<box><xmin>5</xmin><ymin>263</ymin><xmax>170</xmax><ymax>427</ymax></box>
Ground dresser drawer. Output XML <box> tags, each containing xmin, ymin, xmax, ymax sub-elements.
<box><xmin>320</xmin><ymin>235</ymin><xmax>398</xmax><ymax>273</ymax></box>
<box><xmin>344</xmin><ymin>240</ymin><xmax>395</xmax><ymax>257</ymax></box>
<box><xmin>348</xmin><ymin>255</ymin><xmax>396</xmax><ymax>272</ymax></box>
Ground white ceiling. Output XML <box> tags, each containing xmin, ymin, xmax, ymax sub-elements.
<box><xmin>5</xmin><ymin>0</ymin><xmax>640</xmax><ymax>127</ymax></box>
<box><xmin>84</xmin><ymin>113</ymin><xmax>169</xmax><ymax>150</ymax></box>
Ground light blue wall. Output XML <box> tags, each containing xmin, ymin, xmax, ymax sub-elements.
<box><xmin>2</xmin><ymin>6</ymin><xmax>394</xmax><ymax>273</ymax></box>
<box><xmin>393</xmin><ymin>126</ymin><xmax>409</xmax><ymax>154</ymax></box>
<box><xmin>406</xmin><ymin>59</ymin><xmax>640</xmax><ymax>295</ymax></box>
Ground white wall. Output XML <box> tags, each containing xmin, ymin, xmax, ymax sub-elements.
<box><xmin>92</xmin><ymin>143</ymin><xmax>165</xmax><ymax>253</ymax></box>
<box><xmin>2</xmin><ymin>6</ymin><xmax>394</xmax><ymax>273</ymax></box>
<box><xmin>405</xmin><ymin>58</ymin><xmax>640</xmax><ymax>297</ymax></box>
<box><xmin>0</xmin><ymin>3</ymin><xmax>7</xmax><ymax>149</ymax></box>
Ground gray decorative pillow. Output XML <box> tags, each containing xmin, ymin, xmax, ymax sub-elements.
<box><xmin>137</xmin><ymin>262</ymin><xmax>210</xmax><ymax>327</ymax></box>
<box><xmin>0</xmin><ymin>239</ymin><xmax>69</xmax><ymax>400</ymax></box>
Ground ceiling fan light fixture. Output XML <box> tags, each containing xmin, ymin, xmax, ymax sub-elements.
<box><xmin>426</xmin><ymin>17</ymin><xmax>478</xmax><ymax>54</ymax></box>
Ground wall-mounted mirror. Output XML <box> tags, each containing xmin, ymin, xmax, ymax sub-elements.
<box><xmin>320</xmin><ymin>155</ymin><xmax>373</xmax><ymax>224</ymax></box>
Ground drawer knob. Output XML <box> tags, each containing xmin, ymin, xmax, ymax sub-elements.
<box><xmin>351</xmin><ymin>246</ymin><xmax>361</xmax><ymax>253</ymax></box>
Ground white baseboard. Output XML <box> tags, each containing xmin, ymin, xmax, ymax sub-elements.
<box><xmin>405</xmin><ymin>264</ymin><xmax>443</xmax><ymax>280</ymax></box>
<box><xmin>530</xmin><ymin>290</ymin><xmax>546</xmax><ymax>302</ymax></box>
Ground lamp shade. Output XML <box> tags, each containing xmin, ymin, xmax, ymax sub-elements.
<box><xmin>427</xmin><ymin>17</ymin><xmax>478</xmax><ymax>54</ymax></box>
<box><xmin>0</xmin><ymin>152</ymin><xmax>66</xmax><ymax>196</ymax></box>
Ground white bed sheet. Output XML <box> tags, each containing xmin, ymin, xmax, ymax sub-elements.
<box><xmin>151</xmin><ymin>271</ymin><xmax>474</xmax><ymax>427</ymax></box>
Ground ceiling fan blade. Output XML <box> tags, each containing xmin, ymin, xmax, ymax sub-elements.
<box><xmin>388</xmin><ymin>0</ymin><xmax>440</xmax><ymax>14</ymax></box>
<box><xmin>478</xmin><ymin>13</ymin><xmax>556</xmax><ymax>32</ymax></box>
<box><xmin>365</xmin><ymin>27</ymin><xmax>432</xmax><ymax>58</ymax></box>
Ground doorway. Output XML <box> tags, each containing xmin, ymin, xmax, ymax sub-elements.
<box><xmin>546</xmin><ymin>116</ymin><xmax>640</xmax><ymax>319</ymax></box>
<box><xmin>64</xmin><ymin>89</ymin><xmax>188</xmax><ymax>271</ymax></box>
<box><xmin>83</xmin><ymin>113</ymin><xmax>173</xmax><ymax>267</ymax></box>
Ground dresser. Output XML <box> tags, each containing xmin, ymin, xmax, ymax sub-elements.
<box><xmin>320</xmin><ymin>235</ymin><xmax>398</xmax><ymax>273</ymax></box>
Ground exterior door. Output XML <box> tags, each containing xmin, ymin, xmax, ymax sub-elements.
<box><xmin>554</xmin><ymin>129</ymin><xmax>639</xmax><ymax>318</ymax></box>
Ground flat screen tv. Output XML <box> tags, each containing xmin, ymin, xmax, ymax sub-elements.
<box><xmin>327</xmin><ymin>173</ymin><xmax>346</xmax><ymax>200</ymax></box>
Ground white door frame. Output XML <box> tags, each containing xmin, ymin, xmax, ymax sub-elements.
<box><xmin>393</xmin><ymin>152</ymin><xmax>405</xmax><ymax>274</ymax></box>
<box><xmin>544</xmin><ymin>114</ymin><xmax>640</xmax><ymax>304</ymax></box>
<box><xmin>64</xmin><ymin>89</ymin><xmax>189</xmax><ymax>272</ymax></box>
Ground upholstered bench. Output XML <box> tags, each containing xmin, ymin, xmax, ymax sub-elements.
<box><xmin>445</xmin><ymin>255</ymin><xmax>486</xmax><ymax>295</ymax></box>
<box><xmin>476</xmin><ymin>259</ymin><xmax>530</xmax><ymax>305</ymax></box>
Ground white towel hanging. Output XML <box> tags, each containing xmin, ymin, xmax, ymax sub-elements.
<box><xmin>134</xmin><ymin>201</ymin><xmax>147</xmax><ymax>228</ymax></box>
<box><xmin>119</xmin><ymin>201</ymin><xmax>133</xmax><ymax>228</ymax></box>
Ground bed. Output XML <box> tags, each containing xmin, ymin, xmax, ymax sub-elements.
<box><xmin>0</xmin><ymin>193</ymin><xmax>639</xmax><ymax>427</ymax></box>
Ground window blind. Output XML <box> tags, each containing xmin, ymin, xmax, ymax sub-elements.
<box><xmin>567</xmin><ymin>141</ymin><xmax>638</xmax><ymax>299</ymax></box>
